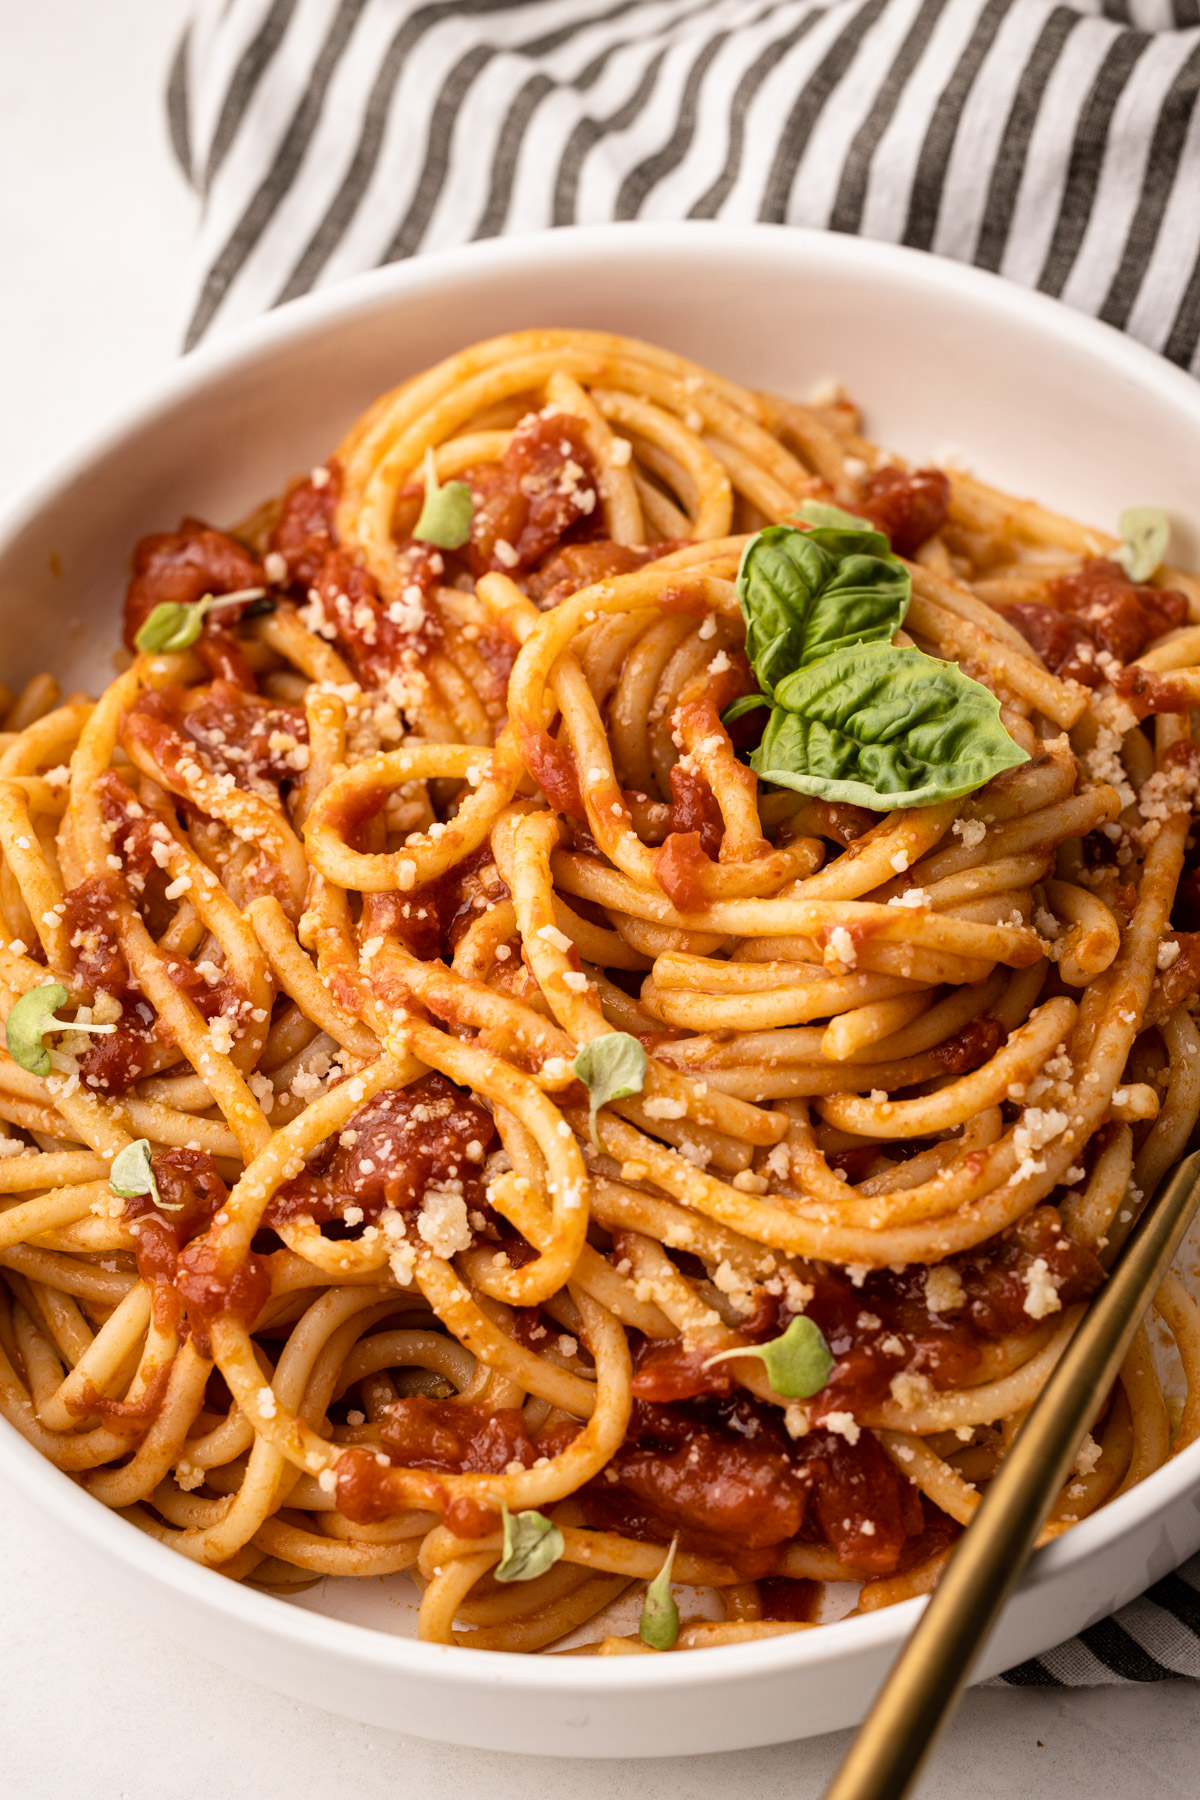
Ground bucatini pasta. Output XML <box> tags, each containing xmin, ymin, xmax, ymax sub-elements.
<box><xmin>1</xmin><ymin>328</ymin><xmax>1199</xmax><ymax>1656</ymax></box>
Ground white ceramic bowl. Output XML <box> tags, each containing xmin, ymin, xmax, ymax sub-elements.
<box><xmin>2</xmin><ymin>223</ymin><xmax>1200</xmax><ymax>1758</ymax></box>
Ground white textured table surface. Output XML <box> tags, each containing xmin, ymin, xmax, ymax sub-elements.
<box><xmin>2</xmin><ymin>4</ymin><xmax>1200</xmax><ymax>1794</ymax></box>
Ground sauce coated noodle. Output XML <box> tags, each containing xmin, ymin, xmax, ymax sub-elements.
<box><xmin>1</xmin><ymin>329</ymin><xmax>1199</xmax><ymax>1655</ymax></box>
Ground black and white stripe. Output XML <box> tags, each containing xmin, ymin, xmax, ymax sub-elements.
<box><xmin>992</xmin><ymin>1555</ymin><xmax>1200</xmax><ymax>1685</ymax></box>
<box><xmin>172</xmin><ymin>0</ymin><xmax>1200</xmax><ymax>371</ymax></box>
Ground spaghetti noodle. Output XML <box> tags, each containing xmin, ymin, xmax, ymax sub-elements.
<box><xmin>2</xmin><ymin>328</ymin><xmax>1200</xmax><ymax>1655</ymax></box>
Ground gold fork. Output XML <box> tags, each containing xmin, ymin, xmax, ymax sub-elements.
<box><xmin>823</xmin><ymin>1145</ymin><xmax>1200</xmax><ymax>1800</ymax></box>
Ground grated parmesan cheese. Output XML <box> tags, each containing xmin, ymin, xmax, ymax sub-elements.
<box><xmin>924</xmin><ymin>1264</ymin><xmax>966</xmax><ymax>1313</ymax></box>
<box><xmin>823</xmin><ymin>1411</ymin><xmax>862</xmax><ymax>1445</ymax></box>
<box><xmin>827</xmin><ymin>924</ymin><xmax>856</xmax><ymax>967</ymax></box>
<box><xmin>416</xmin><ymin>1188</ymin><xmax>474</xmax><ymax>1259</ymax></box>
<box><xmin>1022</xmin><ymin>1257</ymin><xmax>1062</xmax><ymax>1320</ymax></box>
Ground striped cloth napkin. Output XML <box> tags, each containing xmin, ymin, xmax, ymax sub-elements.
<box><xmin>989</xmin><ymin>1555</ymin><xmax>1200</xmax><ymax>1683</ymax></box>
<box><xmin>168</xmin><ymin>0</ymin><xmax>1200</xmax><ymax>1683</ymax></box>
<box><xmin>169</xmin><ymin>0</ymin><xmax>1200</xmax><ymax>363</ymax></box>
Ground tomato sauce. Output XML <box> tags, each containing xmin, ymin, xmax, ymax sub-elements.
<box><xmin>353</xmin><ymin>847</ymin><xmax>510</xmax><ymax>966</ymax></box>
<box><xmin>65</xmin><ymin>1361</ymin><xmax>173</xmax><ymax>1429</ymax></box>
<box><xmin>1151</xmin><ymin>931</ymin><xmax>1200</xmax><ymax>1017</ymax></box>
<box><xmin>757</xmin><ymin>1577</ymin><xmax>820</xmax><ymax>1621</ymax></box>
<box><xmin>1111</xmin><ymin>663</ymin><xmax>1196</xmax><ymax>720</ymax></box>
<box><xmin>580</xmin><ymin>1392</ymin><xmax>923</xmax><ymax>1576</ymax></box>
<box><xmin>633</xmin><ymin>1207</ymin><xmax>1102</xmax><ymax>1425</ymax></box>
<box><xmin>269</xmin><ymin>468</ymin><xmax>446</xmax><ymax>688</ymax></box>
<box><xmin>665</xmin><ymin>765</ymin><xmax>724</xmax><ymax>858</ymax></box>
<box><xmin>124</xmin><ymin>1147</ymin><xmax>229</xmax><ymax>1286</ymax></box>
<box><xmin>956</xmin><ymin>1206</ymin><xmax>1104</xmax><ymax>1336</ymax></box>
<box><xmin>377</xmin><ymin>1395</ymin><xmax>538</xmax><ymax>1472</ymax></box>
<box><xmin>332</xmin><ymin>1444</ymin><xmax>491</xmax><ymax>1536</ymax></box>
<box><xmin>998</xmin><ymin>559</ymin><xmax>1187</xmax><ymax>685</ymax></box>
<box><xmin>60</xmin><ymin>877</ymin><xmax>157</xmax><ymax>1092</ymax></box>
<box><xmin>859</xmin><ymin>466</ymin><xmax>950</xmax><ymax>558</ymax></box>
<box><xmin>460</xmin><ymin>413</ymin><xmax>601</xmax><ymax>578</ymax></box>
<box><xmin>174</xmin><ymin>1232</ymin><xmax>270</xmax><ymax>1356</ymax></box>
<box><xmin>124</xmin><ymin>680</ymin><xmax>309</xmax><ymax>800</ymax></box>
<box><xmin>527</xmin><ymin>540</ymin><xmax>680</xmax><ymax>608</ymax></box>
<box><xmin>993</xmin><ymin>602</ymin><xmax>1103</xmax><ymax>688</ymax></box>
<box><xmin>269</xmin><ymin>469</ymin><xmax>340</xmax><ymax>586</ymax></box>
<box><xmin>655</xmin><ymin>831</ymin><xmax>712</xmax><ymax>911</ymax></box>
<box><xmin>518</xmin><ymin>723</ymin><xmax>586</xmax><ymax>820</ymax></box>
<box><xmin>265</xmin><ymin>1071</ymin><xmax>495</xmax><ymax>1228</ymax></box>
<box><xmin>122</xmin><ymin>518</ymin><xmax>265</xmax><ymax>653</ymax></box>
<box><xmin>62</xmin><ymin>776</ymin><xmax>249</xmax><ymax>1093</ymax></box>
<box><xmin>929</xmin><ymin>1015</ymin><xmax>1007</xmax><ymax>1075</ymax></box>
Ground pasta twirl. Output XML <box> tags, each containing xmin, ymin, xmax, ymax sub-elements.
<box><xmin>1</xmin><ymin>328</ymin><xmax>1199</xmax><ymax>1655</ymax></box>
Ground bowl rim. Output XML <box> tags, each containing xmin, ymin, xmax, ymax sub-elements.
<box><xmin>5</xmin><ymin>219</ymin><xmax>1200</xmax><ymax>542</ymax></box>
<box><xmin>5</xmin><ymin>1399</ymin><xmax>1200</xmax><ymax>1692</ymax></box>
<box><xmin>3</xmin><ymin>218</ymin><xmax>1199</xmax><ymax>1697</ymax></box>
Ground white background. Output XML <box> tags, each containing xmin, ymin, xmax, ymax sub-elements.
<box><xmin>2</xmin><ymin>3</ymin><xmax>1200</xmax><ymax>1794</ymax></box>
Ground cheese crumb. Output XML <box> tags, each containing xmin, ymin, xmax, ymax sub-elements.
<box><xmin>783</xmin><ymin>1403</ymin><xmax>811</xmax><ymax>1439</ymax></box>
<box><xmin>643</xmin><ymin>1095</ymin><xmax>687</xmax><ymax>1120</ymax></box>
<box><xmin>924</xmin><ymin>1264</ymin><xmax>966</xmax><ymax>1313</ymax></box>
<box><xmin>888</xmin><ymin>887</ymin><xmax>929</xmax><ymax>909</ymax></box>
<box><xmin>951</xmin><ymin>818</ymin><xmax>986</xmax><ymax>849</ymax></box>
<box><xmin>416</xmin><ymin>1188</ymin><xmax>474</xmax><ymax>1259</ymax></box>
<box><xmin>1073</xmin><ymin>1433</ymin><xmax>1102</xmax><ymax>1478</ymax></box>
<box><xmin>827</xmin><ymin>924</ymin><xmax>856</xmax><ymax>967</ymax></box>
<box><xmin>823</xmin><ymin>1410</ymin><xmax>862</xmax><ymax>1445</ymax></box>
<box><xmin>1022</xmin><ymin>1257</ymin><xmax>1062</xmax><ymax>1320</ymax></box>
<box><xmin>537</xmin><ymin>922</ymin><xmax>573</xmax><ymax>953</ymax></box>
<box><xmin>889</xmin><ymin>1371</ymin><xmax>933</xmax><ymax>1412</ymax></box>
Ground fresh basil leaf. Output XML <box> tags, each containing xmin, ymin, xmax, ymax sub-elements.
<box><xmin>5</xmin><ymin>983</ymin><xmax>116</xmax><ymax>1078</ymax></box>
<box><xmin>705</xmin><ymin>1316</ymin><xmax>835</xmax><ymax>1401</ymax></box>
<box><xmin>794</xmin><ymin>499</ymin><xmax>877</xmax><ymax>533</ymax></box>
<box><xmin>109</xmin><ymin>1139</ymin><xmax>171</xmax><ymax>1211</ymax></box>
<box><xmin>639</xmin><ymin>1538</ymin><xmax>680</xmax><ymax>1650</ymax></box>
<box><xmin>494</xmin><ymin>1500</ymin><xmax>565</xmax><ymax>1582</ymax></box>
<box><xmin>720</xmin><ymin>693</ymin><xmax>772</xmax><ymax>725</ymax></box>
<box><xmin>751</xmin><ymin>643</ymin><xmax>1028</xmax><ymax>809</ymax></box>
<box><xmin>736</xmin><ymin>523</ymin><xmax>909</xmax><ymax>700</ymax></box>
<box><xmin>134</xmin><ymin>586</ymin><xmax>268</xmax><ymax>655</ymax></box>
<box><xmin>573</xmin><ymin>1032</ymin><xmax>648</xmax><ymax>1148</ymax></box>
<box><xmin>414</xmin><ymin>447</ymin><xmax>474</xmax><ymax>550</ymax></box>
<box><xmin>1115</xmin><ymin>507</ymin><xmax>1170</xmax><ymax>584</ymax></box>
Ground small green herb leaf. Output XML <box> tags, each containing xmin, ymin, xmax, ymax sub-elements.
<box><xmin>413</xmin><ymin>447</ymin><xmax>475</xmax><ymax>550</ymax></box>
<box><xmin>109</xmin><ymin>1139</ymin><xmax>172</xmax><ymax>1211</ymax></box>
<box><xmin>1115</xmin><ymin>507</ymin><xmax>1170</xmax><ymax>584</ymax></box>
<box><xmin>134</xmin><ymin>586</ymin><xmax>268</xmax><ymax>655</ymax></box>
<box><xmin>736</xmin><ymin>520</ymin><xmax>909</xmax><ymax>699</ymax></box>
<box><xmin>751</xmin><ymin>642</ymin><xmax>1028</xmax><ymax>810</ymax></box>
<box><xmin>573</xmin><ymin>1032</ymin><xmax>648</xmax><ymax>1148</ymax></box>
<box><xmin>639</xmin><ymin>1537</ymin><xmax>680</xmax><ymax>1650</ymax></box>
<box><xmin>494</xmin><ymin>1500</ymin><xmax>565</xmax><ymax>1582</ymax></box>
<box><xmin>704</xmin><ymin>1315</ymin><xmax>835</xmax><ymax>1400</ymax></box>
<box><xmin>5</xmin><ymin>983</ymin><xmax>116</xmax><ymax>1078</ymax></box>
